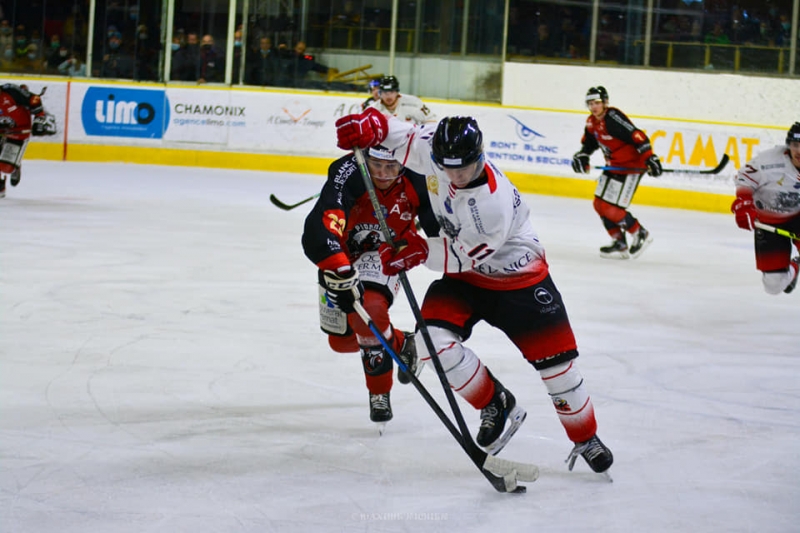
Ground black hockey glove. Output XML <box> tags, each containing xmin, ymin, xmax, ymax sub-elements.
<box><xmin>320</xmin><ymin>267</ymin><xmax>363</xmax><ymax>314</ymax></box>
<box><xmin>571</xmin><ymin>152</ymin><xmax>590</xmax><ymax>174</ymax></box>
<box><xmin>645</xmin><ymin>154</ymin><xmax>662</xmax><ymax>177</ymax></box>
<box><xmin>32</xmin><ymin>113</ymin><xmax>57</xmax><ymax>136</ymax></box>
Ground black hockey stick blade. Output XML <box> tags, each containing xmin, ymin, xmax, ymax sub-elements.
<box><xmin>595</xmin><ymin>153</ymin><xmax>730</xmax><ymax>175</ymax></box>
<box><xmin>269</xmin><ymin>193</ymin><xmax>319</xmax><ymax>211</ymax></box>
<box><xmin>662</xmin><ymin>153</ymin><xmax>730</xmax><ymax>174</ymax></box>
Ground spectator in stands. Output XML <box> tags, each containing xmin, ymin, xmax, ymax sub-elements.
<box><xmin>14</xmin><ymin>26</ymin><xmax>27</xmax><ymax>61</ymax></box>
<box><xmin>534</xmin><ymin>23</ymin><xmax>556</xmax><ymax>57</ymax></box>
<box><xmin>1</xmin><ymin>42</ymin><xmax>13</xmax><ymax>70</ymax></box>
<box><xmin>247</xmin><ymin>36</ymin><xmax>280</xmax><ymax>86</ymax></box>
<box><xmin>0</xmin><ymin>20</ymin><xmax>13</xmax><ymax>53</ymax></box>
<box><xmin>58</xmin><ymin>51</ymin><xmax>86</xmax><ymax>77</ymax></box>
<box><xmin>198</xmin><ymin>34</ymin><xmax>224</xmax><ymax>83</ymax></box>
<box><xmin>232</xmin><ymin>29</ymin><xmax>245</xmax><ymax>83</ymax></box>
<box><xmin>100</xmin><ymin>30</ymin><xmax>134</xmax><ymax>78</ymax></box>
<box><xmin>281</xmin><ymin>40</ymin><xmax>333</xmax><ymax>88</ymax></box>
<box><xmin>506</xmin><ymin>7</ymin><xmax>534</xmax><ymax>55</ymax></box>
<box><xmin>16</xmin><ymin>42</ymin><xmax>42</xmax><ymax>73</ymax></box>
<box><xmin>45</xmin><ymin>38</ymin><xmax>68</xmax><ymax>73</ymax></box>
<box><xmin>171</xmin><ymin>31</ymin><xmax>199</xmax><ymax>81</ymax></box>
<box><xmin>134</xmin><ymin>23</ymin><xmax>159</xmax><ymax>80</ymax></box>
<box><xmin>704</xmin><ymin>22</ymin><xmax>730</xmax><ymax>44</ymax></box>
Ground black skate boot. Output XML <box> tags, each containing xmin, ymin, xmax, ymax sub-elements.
<box><xmin>0</xmin><ymin>177</ymin><xmax>5</xmax><ymax>198</ymax></box>
<box><xmin>9</xmin><ymin>166</ymin><xmax>20</xmax><ymax>187</ymax></box>
<box><xmin>476</xmin><ymin>375</ymin><xmax>527</xmax><ymax>456</ymax></box>
<box><xmin>566</xmin><ymin>434</ymin><xmax>614</xmax><ymax>474</ymax></box>
<box><xmin>599</xmin><ymin>237</ymin><xmax>629</xmax><ymax>259</ymax></box>
<box><xmin>784</xmin><ymin>257</ymin><xmax>800</xmax><ymax>294</ymax></box>
<box><xmin>396</xmin><ymin>331</ymin><xmax>420</xmax><ymax>385</ymax></box>
<box><xmin>369</xmin><ymin>392</ymin><xmax>392</xmax><ymax>421</ymax></box>
<box><xmin>629</xmin><ymin>226</ymin><xmax>653</xmax><ymax>259</ymax></box>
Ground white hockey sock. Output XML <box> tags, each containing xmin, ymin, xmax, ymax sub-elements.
<box><xmin>539</xmin><ymin>360</ymin><xmax>597</xmax><ymax>443</ymax></box>
<box><xmin>427</xmin><ymin>326</ymin><xmax>493</xmax><ymax>409</ymax></box>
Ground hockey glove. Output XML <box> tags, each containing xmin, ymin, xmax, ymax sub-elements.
<box><xmin>571</xmin><ymin>152</ymin><xmax>590</xmax><ymax>174</ymax></box>
<box><xmin>731</xmin><ymin>194</ymin><xmax>756</xmax><ymax>231</ymax></box>
<box><xmin>335</xmin><ymin>107</ymin><xmax>388</xmax><ymax>151</ymax></box>
<box><xmin>320</xmin><ymin>267</ymin><xmax>363</xmax><ymax>314</ymax></box>
<box><xmin>378</xmin><ymin>235</ymin><xmax>429</xmax><ymax>275</ymax></box>
<box><xmin>32</xmin><ymin>113</ymin><xmax>57</xmax><ymax>136</ymax></box>
<box><xmin>645</xmin><ymin>154</ymin><xmax>663</xmax><ymax>177</ymax></box>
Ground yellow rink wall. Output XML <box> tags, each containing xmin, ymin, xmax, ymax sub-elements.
<box><xmin>26</xmin><ymin>141</ymin><xmax>734</xmax><ymax>214</ymax></box>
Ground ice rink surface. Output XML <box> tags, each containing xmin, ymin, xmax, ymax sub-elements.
<box><xmin>1</xmin><ymin>161</ymin><xmax>798</xmax><ymax>533</ymax></box>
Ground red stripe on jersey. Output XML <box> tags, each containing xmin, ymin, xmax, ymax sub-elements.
<box><xmin>484</xmin><ymin>162</ymin><xmax>498</xmax><ymax>193</ymax></box>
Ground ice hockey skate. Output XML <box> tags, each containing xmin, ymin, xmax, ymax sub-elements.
<box><xmin>629</xmin><ymin>227</ymin><xmax>653</xmax><ymax>259</ymax></box>
<box><xmin>396</xmin><ymin>331</ymin><xmax>421</xmax><ymax>384</ymax></box>
<box><xmin>0</xmin><ymin>177</ymin><xmax>5</xmax><ymax>198</ymax></box>
<box><xmin>369</xmin><ymin>392</ymin><xmax>392</xmax><ymax>434</ymax></box>
<box><xmin>599</xmin><ymin>237</ymin><xmax>629</xmax><ymax>259</ymax></box>
<box><xmin>566</xmin><ymin>434</ymin><xmax>614</xmax><ymax>479</ymax></box>
<box><xmin>785</xmin><ymin>257</ymin><xmax>800</xmax><ymax>294</ymax></box>
<box><xmin>477</xmin><ymin>382</ymin><xmax>527</xmax><ymax>456</ymax></box>
<box><xmin>9</xmin><ymin>167</ymin><xmax>20</xmax><ymax>187</ymax></box>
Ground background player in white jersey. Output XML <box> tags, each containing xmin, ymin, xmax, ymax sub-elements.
<box><xmin>731</xmin><ymin>122</ymin><xmax>800</xmax><ymax>295</ymax></box>
<box><xmin>334</xmin><ymin>107</ymin><xmax>614</xmax><ymax>473</ymax></box>
<box><xmin>368</xmin><ymin>75</ymin><xmax>437</xmax><ymax>125</ymax></box>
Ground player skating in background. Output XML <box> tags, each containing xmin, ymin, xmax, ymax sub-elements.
<box><xmin>301</xmin><ymin>146</ymin><xmax>439</xmax><ymax>431</ymax></box>
<box><xmin>333</xmin><ymin>108</ymin><xmax>614</xmax><ymax>473</ymax></box>
<box><xmin>0</xmin><ymin>83</ymin><xmax>57</xmax><ymax>198</ymax></box>
<box><xmin>368</xmin><ymin>75</ymin><xmax>437</xmax><ymax>125</ymax></box>
<box><xmin>731</xmin><ymin>122</ymin><xmax>800</xmax><ymax>295</ymax></box>
<box><xmin>361</xmin><ymin>78</ymin><xmax>381</xmax><ymax>111</ymax></box>
<box><xmin>572</xmin><ymin>86</ymin><xmax>662</xmax><ymax>259</ymax></box>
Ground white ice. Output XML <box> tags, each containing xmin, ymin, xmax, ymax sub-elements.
<box><xmin>1</xmin><ymin>161</ymin><xmax>798</xmax><ymax>533</ymax></box>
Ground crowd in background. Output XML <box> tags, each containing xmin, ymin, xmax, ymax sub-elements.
<box><xmin>0</xmin><ymin>0</ymin><xmax>796</xmax><ymax>83</ymax></box>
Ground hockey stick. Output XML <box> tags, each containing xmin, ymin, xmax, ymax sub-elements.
<box><xmin>595</xmin><ymin>153</ymin><xmax>730</xmax><ymax>175</ymax></box>
<box><xmin>352</xmin><ymin>301</ymin><xmax>538</xmax><ymax>493</ymax></box>
<box><xmin>269</xmin><ymin>192</ymin><xmax>320</xmax><ymax>211</ymax></box>
<box><xmin>754</xmin><ymin>221</ymin><xmax>800</xmax><ymax>240</ymax></box>
<box><xmin>352</xmin><ymin>148</ymin><xmax>538</xmax><ymax>493</ymax></box>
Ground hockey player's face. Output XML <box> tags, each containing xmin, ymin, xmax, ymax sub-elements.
<box><xmin>789</xmin><ymin>141</ymin><xmax>800</xmax><ymax>169</ymax></box>
<box><xmin>380</xmin><ymin>90</ymin><xmax>398</xmax><ymax>107</ymax></box>
<box><xmin>444</xmin><ymin>161</ymin><xmax>481</xmax><ymax>188</ymax></box>
<box><xmin>367</xmin><ymin>157</ymin><xmax>403</xmax><ymax>190</ymax></box>
<box><xmin>587</xmin><ymin>99</ymin><xmax>606</xmax><ymax>118</ymax></box>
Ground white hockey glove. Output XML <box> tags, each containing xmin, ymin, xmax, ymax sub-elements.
<box><xmin>32</xmin><ymin>113</ymin><xmax>57</xmax><ymax>136</ymax></box>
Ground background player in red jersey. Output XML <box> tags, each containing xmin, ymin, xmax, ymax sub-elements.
<box><xmin>0</xmin><ymin>83</ymin><xmax>57</xmax><ymax>198</ymax></box>
<box><xmin>301</xmin><ymin>145</ymin><xmax>439</xmax><ymax>431</ymax></box>
<box><xmin>571</xmin><ymin>86</ymin><xmax>662</xmax><ymax>259</ymax></box>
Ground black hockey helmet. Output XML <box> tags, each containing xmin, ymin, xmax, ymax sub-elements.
<box><xmin>431</xmin><ymin>116</ymin><xmax>484</xmax><ymax>169</ymax></box>
<box><xmin>379</xmin><ymin>75</ymin><xmax>399</xmax><ymax>92</ymax></box>
<box><xmin>787</xmin><ymin>122</ymin><xmax>800</xmax><ymax>145</ymax></box>
<box><xmin>586</xmin><ymin>86</ymin><xmax>609</xmax><ymax>103</ymax></box>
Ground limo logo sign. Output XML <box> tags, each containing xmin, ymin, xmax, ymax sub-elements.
<box><xmin>81</xmin><ymin>87</ymin><xmax>169</xmax><ymax>138</ymax></box>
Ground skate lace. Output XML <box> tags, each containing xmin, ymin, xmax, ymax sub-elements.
<box><xmin>370</xmin><ymin>394</ymin><xmax>390</xmax><ymax>410</ymax></box>
<box><xmin>479</xmin><ymin>405</ymin><xmax>500</xmax><ymax>429</ymax></box>
<box><xmin>566</xmin><ymin>437</ymin><xmax>605</xmax><ymax>470</ymax></box>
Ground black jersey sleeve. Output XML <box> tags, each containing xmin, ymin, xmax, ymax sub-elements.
<box><xmin>406</xmin><ymin>169</ymin><xmax>440</xmax><ymax>238</ymax></box>
<box><xmin>605</xmin><ymin>108</ymin><xmax>652</xmax><ymax>154</ymax></box>
<box><xmin>301</xmin><ymin>154</ymin><xmax>366</xmax><ymax>266</ymax></box>
<box><xmin>580</xmin><ymin>125</ymin><xmax>599</xmax><ymax>155</ymax></box>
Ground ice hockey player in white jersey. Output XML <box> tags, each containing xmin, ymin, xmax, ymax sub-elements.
<box><xmin>731</xmin><ymin>122</ymin><xmax>800</xmax><ymax>294</ymax></box>
<box><xmin>368</xmin><ymin>75</ymin><xmax>437</xmax><ymax>125</ymax></box>
<box><xmin>334</xmin><ymin>107</ymin><xmax>614</xmax><ymax>474</ymax></box>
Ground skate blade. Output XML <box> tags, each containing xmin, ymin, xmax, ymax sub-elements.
<box><xmin>600</xmin><ymin>471</ymin><xmax>613</xmax><ymax>482</ymax></box>
<box><xmin>599</xmin><ymin>251</ymin><xmax>630</xmax><ymax>260</ymax></box>
<box><xmin>375</xmin><ymin>422</ymin><xmax>388</xmax><ymax>436</ymax></box>
<box><xmin>484</xmin><ymin>406</ymin><xmax>527</xmax><ymax>456</ymax></box>
<box><xmin>629</xmin><ymin>237</ymin><xmax>654</xmax><ymax>259</ymax></box>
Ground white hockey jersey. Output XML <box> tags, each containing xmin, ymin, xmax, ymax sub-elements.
<box><xmin>735</xmin><ymin>145</ymin><xmax>800</xmax><ymax>224</ymax></box>
<box><xmin>368</xmin><ymin>93</ymin><xmax>437</xmax><ymax>125</ymax></box>
<box><xmin>381</xmin><ymin>120</ymin><xmax>549</xmax><ymax>290</ymax></box>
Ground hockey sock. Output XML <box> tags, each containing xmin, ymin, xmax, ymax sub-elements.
<box><xmin>539</xmin><ymin>360</ymin><xmax>597</xmax><ymax>443</ymax></box>
<box><xmin>427</xmin><ymin>326</ymin><xmax>493</xmax><ymax>409</ymax></box>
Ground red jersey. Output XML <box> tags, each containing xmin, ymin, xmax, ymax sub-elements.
<box><xmin>302</xmin><ymin>153</ymin><xmax>439</xmax><ymax>272</ymax></box>
<box><xmin>580</xmin><ymin>107</ymin><xmax>653</xmax><ymax>170</ymax></box>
